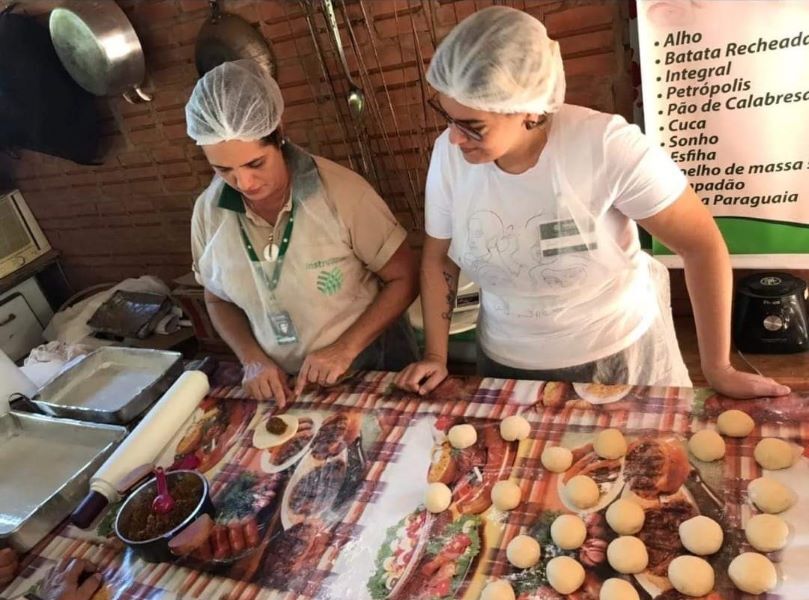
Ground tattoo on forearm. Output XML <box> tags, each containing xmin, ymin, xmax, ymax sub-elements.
<box><xmin>440</xmin><ymin>270</ymin><xmax>458</xmax><ymax>321</ymax></box>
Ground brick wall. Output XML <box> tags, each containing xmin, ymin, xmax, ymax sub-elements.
<box><xmin>3</xmin><ymin>0</ymin><xmax>633</xmax><ymax>291</ymax></box>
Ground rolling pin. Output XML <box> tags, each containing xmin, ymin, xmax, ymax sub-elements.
<box><xmin>71</xmin><ymin>370</ymin><xmax>210</xmax><ymax>528</ymax></box>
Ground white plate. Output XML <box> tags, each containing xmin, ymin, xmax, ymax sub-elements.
<box><xmin>259</xmin><ymin>413</ymin><xmax>323</xmax><ymax>474</ymax></box>
<box><xmin>572</xmin><ymin>382</ymin><xmax>633</xmax><ymax>405</ymax></box>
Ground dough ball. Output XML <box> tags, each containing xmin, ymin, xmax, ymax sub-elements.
<box><xmin>551</xmin><ymin>514</ymin><xmax>587</xmax><ymax>550</ymax></box>
<box><xmin>717</xmin><ymin>409</ymin><xmax>755</xmax><ymax>437</ymax></box>
<box><xmin>594</xmin><ymin>428</ymin><xmax>627</xmax><ymax>459</ymax></box>
<box><xmin>447</xmin><ymin>424</ymin><xmax>477</xmax><ymax>449</ymax></box>
<box><xmin>491</xmin><ymin>480</ymin><xmax>522</xmax><ymax>511</ymax></box>
<box><xmin>728</xmin><ymin>552</ymin><xmax>778</xmax><ymax>594</ymax></box>
<box><xmin>541</xmin><ymin>446</ymin><xmax>573</xmax><ymax>473</ymax></box>
<box><xmin>746</xmin><ymin>513</ymin><xmax>789</xmax><ymax>552</ymax></box>
<box><xmin>679</xmin><ymin>515</ymin><xmax>724</xmax><ymax>555</ymax></box>
<box><xmin>606</xmin><ymin>499</ymin><xmax>645</xmax><ymax>535</ymax></box>
<box><xmin>500</xmin><ymin>415</ymin><xmax>531</xmax><ymax>441</ymax></box>
<box><xmin>748</xmin><ymin>477</ymin><xmax>796</xmax><ymax>513</ymax></box>
<box><xmin>506</xmin><ymin>535</ymin><xmax>541</xmax><ymax>569</ymax></box>
<box><xmin>564</xmin><ymin>475</ymin><xmax>600</xmax><ymax>509</ymax></box>
<box><xmin>480</xmin><ymin>579</ymin><xmax>515</xmax><ymax>600</ymax></box>
<box><xmin>668</xmin><ymin>555</ymin><xmax>715</xmax><ymax>596</ymax></box>
<box><xmin>424</xmin><ymin>482</ymin><xmax>451</xmax><ymax>513</ymax></box>
<box><xmin>606</xmin><ymin>536</ymin><xmax>648</xmax><ymax>574</ymax></box>
<box><xmin>546</xmin><ymin>556</ymin><xmax>585</xmax><ymax>595</ymax></box>
<box><xmin>599</xmin><ymin>578</ymin><xmax>639</xmax><ymax>600</ymax></box>
<box><xmin>754</xmin><ymin>438</ymin><xmax>796</xmax><ymax>470</ymax></box>
<box><xmin>688</xmin><ymin>429</ymin><xmax>726</xmax><ymax>462</ymax></box>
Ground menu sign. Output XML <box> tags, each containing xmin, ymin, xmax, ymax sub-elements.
<box><xmin>637</xmin><ymin>0</ymin><xmax>809</xmax><ymax>267</ymax></box>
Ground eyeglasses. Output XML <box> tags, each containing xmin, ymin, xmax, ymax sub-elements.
<box><xmin>427</xmin><ymin>96</ymin><xmax>485</xmax><ymax>142</ymax></box>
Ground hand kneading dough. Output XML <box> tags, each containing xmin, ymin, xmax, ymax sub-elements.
<box><xmin>491</xmin><ymin>480</ymin><xmax>522</xmax><ymax>511</ymax></box>
<box><xmin>746</xmin><ymin>513</ymin><xmax>789</xmax><ymax>552</ymax></box>
<box><xmin>599</xmin><ymin>578</ymin><xmax>639</xmax><ymax>600</ymax></box>
<box><xmin>668</xmin><ymin>555</ymin><xmax>715</xmax><ymax>596</ymax></box>
<box><xmin>506</xmin><ymin>535</ymin><xmax>541</xmax><ymax>569</ymax></box>
<box><xmin>500</xmin><ymin>415</ymin><xmax>531</xmax><ymax>441</ymax></box>
<box><xmin>717</xmin><ymin>409</ymin><xmax>755</xmax><ymax>437</ymax></box>
<box><xmin>688</xmin><ymin>429</ymin><xmax>726</xmax><ymax>462</ymax></box>
<box><xmin>546</xmin><ymin>556</ymin><xmax>585</xmax><ymax>595</ymax></box>
<box><xmin>447</xmin><ymin>424</ymin><xmax>477</xmax><ymax>449</ymax></box>
<box><xmin>679</xmin><ymin>515</ymin><xmax>724</xmax><ymax>555</ymax></box>
<box><xmin>481</xmin><ymin>579</ymin><xmax>516</xmax><ymax>600</ymax></box>
<box><xmin>594</xmin><ymin>428</ymin><xmax>627</xmax><ymax>459</ymax></box>
<box><xmin>551</xmin><ymin>514</ymin><xmax>587</xmax><ymax>549</ymax></box>
<box><xmin>425</xmin><ymin>482</ymin><xmax>451</xmax><ymax>513</ymax></box>
<box><xmin>564</xmin><ymin>475</ymin><xmax>600</xmax><ymax>508</ymax></box>
<box><xmin>607</xmin><ymin>536</ymin><xmax>648</xmax><ymax>574</ymax></box>
<box><xmin>754</xmin><ymin>438</ymin><xmax>796</xmax><ymax>470</ymax></box>
<box><xmin>541</xmin><ymin>446</ymin><xmax>573</xmax><ymax>473</ymax></box>
<box><xmin>748</xmin><ymin>477</ymin><xmax>796</xmax><ymax>513</ymax></box>
<box><xmin>728</xmin><ymin>552</ymin><xmax>778</xmax><ymax>594</ymax></box>
<box><xmin>606</xmin><ymin>499</ymin><xmax>645</xmax><ymax>535</ymax></box>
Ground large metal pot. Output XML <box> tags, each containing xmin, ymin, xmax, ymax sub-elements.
<box><xmin>49</xmin><ymin>0</ymin><xmax>151</xmax><ymax>103</ymax></box>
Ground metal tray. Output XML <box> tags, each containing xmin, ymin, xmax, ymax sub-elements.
<box><xmin>0</xmin><ymin>411</ymin><xmax>126</xmax><ymax>551</ymax></box>
<box><xmin>32</xmin><ymin>347</ymin><xmax>182</xmax><ymax>424</ymax></box>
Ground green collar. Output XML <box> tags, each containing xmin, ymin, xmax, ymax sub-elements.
<box><xmin>217</xmin><ymin>183</ymin><xmax>246</xmax><ymax>213</ymax></box>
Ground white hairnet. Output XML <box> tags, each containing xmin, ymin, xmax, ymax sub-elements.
<box><xmin>426</xmin><ymin>6</ymin><xmax>565</xmax><ymax>115</ymax></box>
<box><xmin>185</xmin><ymin>59</ymin><xmax>284</xmax><ymax>145</ymax></box>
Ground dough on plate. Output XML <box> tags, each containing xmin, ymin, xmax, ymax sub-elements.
<box><xmin>679</xmin><ymin>515</ymin><xmax>724</xmax><ymax>555</ymax></box>
<box><xmin>599</xmin><ymin>578</ymin><xmax>639</xmax><ymax>600</ymax></box>
<box><xmin>551</xmin><ymin>514</ymin><xmax>587</xmax><ymax>550</ymax></box>
<box><xmin>754</xmin><ymin>438</ymin><xmax>797</xmax><ymax>470</ymax></box>
<box><xmin>541</xmin><ymin>446</ymin><xmax>573</xmax><ymax>473</ymax></box>
<box><xmin>546</xmin><ymin>556</ymin><xmax>585</xmax><ymax>595</ymax></box>
<box><xmin>717</xmin><ymin>409</ymin><xmax>755</xmax><ymax>437</ymax></box>
<box><xmin>506</xmin><ymin>535</ymin><xmax>541</xmax><ymax>569</ymax></box>
<box><xmin>748</xmin><ymin>477</ymin><xmax>796</xmax><ymax>513</ymax></box>
<box><xmin>500</xmin><ymin>415</ymin><xmax>531</xmax><ymax>441</ymax></box>
<box><xmin>480</xmin><ymin>579</ymin><xmax>515</xmax><ymax>600</ymax></box>
<box><xmin>253</xmin><ymin>414</ymin><xmax>299</xmax><ymax>449</ymax></box>
<box><xmin>668</xmin><ymin>555</ymin><xmax>715</xmax><ymax>596</ymax></box>
<box><xmin>564</xmin><ymin>475</ymin><xmax>600</xmax><ymax>508</ymax></box>
<box><xmin>746</xmin><ymin>513</ymin><xmax>789</xmax><ymax>552</ymax></box>
<box><xmin>491</xmin><ymin>480</ymin><xmax>522</xmax><ymax>511</ymax></box>
<box><xmin>606</xmin><ymin>499</ymin><xmax>645</xmax><ymax>535</ymax></box>
<box><xmin>728</xmin><ymin>552</ymin><xmax>778</xmax><ymax>594</ymax></box>
<box><xmin>447</xmin><ymin>424</ymin><xmax>477</xmax><ymax>449</ymax></box>
<box><xmin>606</xmin><ymin>536</ymin><xmax>648</xmax><ymax>574</ymax></box>
<box><xmin>425</xmin><ymin>482</ymin><xmax>452</xmax><ymax>513</ymax></box>
<box><xmin>594</xmin><ymin>428</ymin><xmax>627</xmax><ymax>459</ymax></box>
<box><xmin>688</xmin><ymin>429</ymin><xmax>726</xmax><ymax>462</ymax></box>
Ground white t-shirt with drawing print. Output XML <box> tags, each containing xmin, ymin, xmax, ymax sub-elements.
<box><xmin>425</xmin><ymin>103</ymin><xmax>688</xmax><ymax>370</ymax></box>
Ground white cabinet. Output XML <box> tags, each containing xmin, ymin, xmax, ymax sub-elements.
<box><xmin>0</xmin><ymin>278</ymin><xmax>53</xmax><ymax>361</ymax></box>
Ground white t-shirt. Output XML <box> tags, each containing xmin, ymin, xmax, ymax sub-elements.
<box><xmin>425</xmin><ymin>104</ymin><xmax>687</xmax><ymax>369</ymax></box>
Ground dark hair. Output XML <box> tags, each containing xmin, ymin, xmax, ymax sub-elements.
<box><xmin>260</xmin><ymin>129</ymin><xmax>283</xmax><ymax>147</ymax></box>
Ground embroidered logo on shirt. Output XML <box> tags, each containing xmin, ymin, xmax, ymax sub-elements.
<box><xmin>317</xmin><ymin>267</ymin><xmax>344</xmax><ymax>295</ymax></box>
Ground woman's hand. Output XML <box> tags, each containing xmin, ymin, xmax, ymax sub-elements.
<box><xmin>39</xmin><ymin>557</ymin><xmax>103</xmax><ymax>600</ymax></box>
<box><xmin>294</xmin><ymin>342</ymin><xmax>357</xmax><ymax>396</ymax></box>
<box><xmin>704</xmin><ymin>363</ymin><xmax>790</xmax><ymax>399</ymax></box>
<box><xmin>242</xmin><ymin>356</ymin><xmax>292</xmax><ymax>407</ymax></box>
<box><xmin>0</xmin><ymin>547</ymin><xmax>18</xmax><ymax>586</ymax></box>
<box><xmin>394</xmin><ymin>356</ymin><xmax>449</xmax><ymax>395</ymax></box>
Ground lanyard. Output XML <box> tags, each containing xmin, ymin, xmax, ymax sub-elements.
<box><xmin>237</xmin><ymin>202</ymin><xmax>296</xmax><ymax>292</ymax></box>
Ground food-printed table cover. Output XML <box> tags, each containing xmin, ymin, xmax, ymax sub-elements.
<box><xmin>4</xmin><ymin>364</ymin><xmax>808</xmax><ymax>600</ymax></box>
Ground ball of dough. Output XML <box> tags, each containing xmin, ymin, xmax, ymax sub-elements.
<box><xmin>679</xmin><ymin>515</ymin><xmax>724</xmax><ymax>555</ymax></box>
<box><xmin>481</xmin><ymin>579</ymin><xmax>516</xmax><ymax>600</ymax></box>
<box><xmin>746</xmin><ymin>513</ymin><xmax>789</xmax><ymax>552</ymax></box>
<box><xmin>546</xmin><ymin>556</ymin><xmax>585</xmax><ymax>595</ymax></box>
<box><xmin>728</xmin><ymin>552</ymin><xmax>778</xmax><ymax>594</ymax></box>
<box><xmin>754</xmin><ymin>438</ymin><xmax>796</xmax><ymax>470</ymax></box>
<box><xmin>424</xmin><ymin>482</ymin><xmax>451</xmax><ymax>513</ymax></box>
<box><xmin>541</xmin><ymin>446</ymin><xmax>573</xmax><ymax>473</ymax></box>
<box><xmin>748</xmin><ymin>477</ymin><xmax>796</xmax><ymax>513</ymax></box>
<box><xmin>564</xmin><ymin>475</ymin><xmax>600</xmax><ymax>509</ymax></box>
<box><xmin>506</xmin><ymin>535</ymin><xmax>541</xmax><ymax>569</ymax></box>
<box><xmin>607</xmin><ymin>536</ymin><xmax>648</xmax><ymax>574</ymax></box>
<box><xmin>491</xmin><ymin>480</ymin><xmax>522</xmax><ymax>511</ymax></box>
<box><xmin>594</xmin><ymin>428</ymin><xmax>628</xmax><ymax>459</ymax></box>
<box><xmin>447</xmin><ymin>424</ymin><xmax>477</xmax><ymax>449</ymax></box>
<box><xmin>500</xmin><ymin>415</ymin><xmax>531</xmax><ymax>441</ymax></box>
<box><xmin>717</xmin><ymin>409</ymin><xmax>755</xmax><ymax>437</ymax></box>
<box><xmin>668</xmin><ymin>555</ymin><xmax>715</xmax><ymax>596</ymax></box>
<box><xmin>599</xmin><ymin>578</ymin><xmax>639</xmax><ymax>600</ymax></box>
<box><xmin>606</xmin><ymin>499</ymin><xmax>645</xmax><ymax>535</ymax></box>
<box><xmin>688</xmin><ymin>429</ymin><xmax>726</xmax><ymax>462</ymax></box>
<box><xmin>551</xmin><ymin>514</ymin><xmax>587</xmax><ymax>550</ymax></box>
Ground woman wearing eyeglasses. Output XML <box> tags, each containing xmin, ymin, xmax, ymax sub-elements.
<box><xmin>395</xmin><ymin>6</ymin><xmax>788</xmax><ymax>399</ymax></box>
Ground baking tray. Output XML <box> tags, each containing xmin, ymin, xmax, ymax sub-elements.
<box><xmin>0</xmin><ymin>411</ymin><xmax>126</xmax><ymax>552</ymax></box>
<box><xmin>32</xmin><ymin>347</ymin><xmax>183</xmax><ymax>424</ymax></box>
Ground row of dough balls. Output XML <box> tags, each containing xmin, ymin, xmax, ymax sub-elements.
<box><xmin>446</xmin><ymin>415</ymin><xmax>533</xmax><ymax>451</ymax></box>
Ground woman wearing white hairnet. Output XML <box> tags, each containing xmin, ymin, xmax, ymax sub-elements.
<box><xmin>187</xmin><ymin>60</ymin><xmax>418</xmax><ymax>406</ymax></box>
<box><xmin>395</xmin><ymin>6</ymin><xmax>788</xmax><ymax>399</ymax></box>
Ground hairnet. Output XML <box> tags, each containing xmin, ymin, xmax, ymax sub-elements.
<box><xmin>426</xmin><ymin>6</ymin><xmax>565</xmax><ymax>115</ymax></box>
<box><xmin>185</xmin><ymin>59</ymin><xmax>284</xmax><ymax>145</ymax></box>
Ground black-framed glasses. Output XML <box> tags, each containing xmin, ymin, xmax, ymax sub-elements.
<box><xmin>427</xmin><ymin>96</ymin><xmax>485</xmax><ymax>142</ymax></box>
